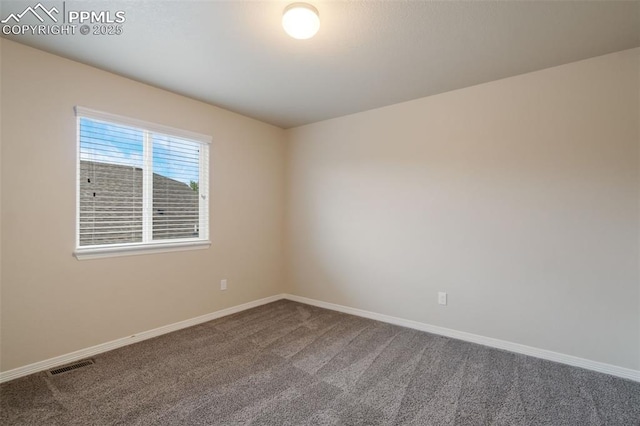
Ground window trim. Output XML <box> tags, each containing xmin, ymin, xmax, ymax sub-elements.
<box><xmin>74</xmin><ymin>240</ymin><xmax>211</xmax><ymax>260</ymax></box>
<box><xmin>74</xmin><ymin>107</ymin><xmax>212</xmax><ymax>144</ymax></box>
<box><xmin>74</xmin><ymin>106</ymin><xmax>212</xmax><ymax>260</ymax></box>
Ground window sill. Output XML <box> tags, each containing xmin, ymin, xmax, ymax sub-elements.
<box><xmin>74</xmin><ymin>240</ymin><xmax>211</xmax><ymax>260</ymax></box>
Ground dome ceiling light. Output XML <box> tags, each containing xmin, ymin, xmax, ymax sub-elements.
<box><xmin>282</xmin><ymin>3</ymin><xmax>320</xmax><ymax>40</ymax></box>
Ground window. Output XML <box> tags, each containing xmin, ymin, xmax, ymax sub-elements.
<box><xmin>75</xmin><ymin>107</ymin><xmax>210</xmax><ymax>259</ymax></box>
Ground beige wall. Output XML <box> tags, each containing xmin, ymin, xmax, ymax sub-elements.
<box><xmin>285</xmin><ymin>49</ymin><xmax>640</xmax><ymax>369</ymax></box>
<box><xmin>2</xmin><ymin>39</ymin><xmax>639</xmax><ymax>374</ymax></box>
<box><xmin>0</xmin><ymin>40</ymin><xmax>286</xmax><ymax>371</ymax></box>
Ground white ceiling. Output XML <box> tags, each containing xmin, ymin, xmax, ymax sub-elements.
<box><xmin>2</xmin><ymin>1</ymin><xmax>639</xmax><ymax>128</ymax></box>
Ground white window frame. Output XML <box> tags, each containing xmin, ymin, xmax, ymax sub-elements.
<box><xmin>74</xmin><ymin>106</ymin><xmax>211</xmax><ymax>260</ymax></box>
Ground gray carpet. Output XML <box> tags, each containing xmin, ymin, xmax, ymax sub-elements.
<box><xmin>1</xmin><ymin>300</ymin><xmax>639</xmax><ymax>425</ymax></box>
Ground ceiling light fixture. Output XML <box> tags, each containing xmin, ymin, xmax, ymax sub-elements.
<box><xmin>282</xmin><ymin>3</ymin><xmax>320</xmax><ymax>40</ymax></box>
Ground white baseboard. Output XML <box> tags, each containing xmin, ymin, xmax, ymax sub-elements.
<box><xmin>283</xmin><ymin>294</ymin><xmax>640</xmax><ymax>383</ymax></box>
<box><xmin>0</xmin><ymin>294</ymin><xmax>283</xmax><ymax>384</ymax></box>
<box><xmin>3</xmin><ymin>292</ymin><xmax>638</xmax><ymax>384</ymax></box>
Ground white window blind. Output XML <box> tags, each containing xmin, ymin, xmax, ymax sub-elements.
<box><xmin>75</xmin><ymin>107</ymin><xmax>210</xmax><ymax>259</ymax></box>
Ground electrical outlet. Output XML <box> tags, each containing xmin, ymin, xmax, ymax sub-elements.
<box><xmin>438</xmin><ymin>292</ymin><xmax>447</xmax><ymax>306</ymax></box>
<box><xmin>220</xmin><ymin>279</ymin><xmax>227</xmax><ymax>291</ymax></box>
